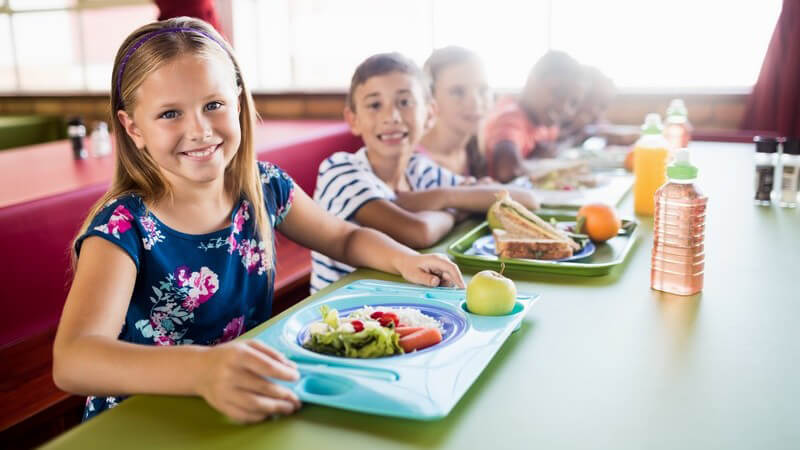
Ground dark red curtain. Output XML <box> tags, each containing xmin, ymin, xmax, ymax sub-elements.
<box><xmin>741</xmin><ymin>0</ymin><xmax>800</xmax><ymax>138</ymax></box>
<box><xmin>154</xmin><ymin>0</ymin><xmax>223</xmax><ymax>36</ymax></box>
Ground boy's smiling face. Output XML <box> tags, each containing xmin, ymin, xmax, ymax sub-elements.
<box><xmin>345</xmin><ymin>71</ymin><xmax>431</xmax><ymax>159</ymax></box>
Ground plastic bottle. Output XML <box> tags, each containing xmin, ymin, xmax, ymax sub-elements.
<box><xmin>633</xmin><ymin>113</ymin><xmax>670</xmax><ymax>215</ymax></box>
<box><xmin>651</xmin><ymin>148</ymin><xmax>707</xmax><ymax>296</ymax></box>
<box><xmin>663</xmin><ymin>99</ymin><xmax>692</xmax><ymax>150</ymax></box>
<box><xmin>90</xmin><ymin>121</ymin><xmax>112</xmax><ymax>158</ymax></box>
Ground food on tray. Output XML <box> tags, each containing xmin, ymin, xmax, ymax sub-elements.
<box><xmin>466</xmin><ymin>269</ymin><xmax>517</xmax><ymax>316</ymax></box>
<box><xmin>487</xmin><ymin>191</ymin><xmax>580</xmax><ymax>259</ymax></box>
<box><xmin>303</xmin><ymin>305</ymin><xmax>443</xmax><ymax>358</ymax></box>
<box><xmin>492</xmin><ymin>229</ymin><xmax>575</xmax><ymax>260</ymax></box>
<box><xmin>397</xmin><ymin>327</ymin><xmax>443</xmax><ymax>353</ymax></box>
<box><xmin>527</xmin><ymin>158</ymin><xmax>599</xmax><ymax>191</ymax></box>
<box><xmin>576</xmin><ymin>203</ymin><xmax>621</xmax><ymax>243</ymax></box>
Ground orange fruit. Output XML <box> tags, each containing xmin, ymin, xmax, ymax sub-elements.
<box><xmin>624</xmin><ymin>149</ymin><xmax>634</xmax><ymax>172</ymax></box>
<box><xmin>577</xmin><ymin>203</ymin><xmax>621</xmax><ymax>243</ymax></box>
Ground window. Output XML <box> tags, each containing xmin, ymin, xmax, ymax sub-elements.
<box><xmin>0</xmin><ymin>0</ymin><xmax>784</xmax><ymax>94</ymax></box>
<box><xmin>0</xmin><ymin>0</ymin><xmax>158</xmax><ymax>93</ymax></box>
<box><xmin>235</xmin><ymin>0</ymin><xmax>782</xmax><ymax>93</ymax></box>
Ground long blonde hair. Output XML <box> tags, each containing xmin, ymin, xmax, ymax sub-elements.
<box><xmin>72</xmin><ymin>17</ymin><xmax>272</xmax><ymax>270</ymax></box>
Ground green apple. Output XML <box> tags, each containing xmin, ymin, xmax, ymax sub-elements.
<box><xmin>466</xmin><ymin>270</ymin><xmax>516</xmax><ymax>315</ymax></box>
<box><xmin>487</xmin><ymin>207</ymin><xmax>504</xmax><ymax>230</ymax></box>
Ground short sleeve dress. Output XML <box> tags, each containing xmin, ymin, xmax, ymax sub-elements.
<box><xmin>74</xmin><ymin>161</ymin><xmax>294</xmax><ymax>420</ymax></box>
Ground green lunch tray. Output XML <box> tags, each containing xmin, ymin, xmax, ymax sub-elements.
<box><xmin>447</xmin><ymin>214</ymin><xmax>639</xmax><ymax>277</ymax></box>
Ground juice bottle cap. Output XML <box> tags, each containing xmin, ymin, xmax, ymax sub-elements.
<box><xmin>641</xmin><ymin>113</ymin><xmax>663</xmax><ymax>135</ymax></box>
<box><xmin>667</xmin><ymin>148</ymin><xmax>698</xmax><ymax>179</ymax></box>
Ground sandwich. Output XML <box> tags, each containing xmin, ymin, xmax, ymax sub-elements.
<box><xmin>488</xmin><ymin>190</ymin><xmax>580</xmax><ymax>260</ymax></box>
<box><xmin>492</xmin><ymin>229</ymin><xmax>575</xmax><ymax>260</ymax></box>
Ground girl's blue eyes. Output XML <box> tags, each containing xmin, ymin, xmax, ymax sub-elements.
<box><xmin>205</xmin><ymin>101</ymin><xmax>223</xmax><ymax>111</ymax></box>
<box><xmin>158</xmin><ymin>101</ymin><xmax>224</xmax><ymax>119</ymax></box>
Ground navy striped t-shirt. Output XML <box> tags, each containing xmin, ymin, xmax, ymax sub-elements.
<box><xmin>310</xmin><ymin>147</ymin><xmax>463</xmax><ymax>293</ymax></box>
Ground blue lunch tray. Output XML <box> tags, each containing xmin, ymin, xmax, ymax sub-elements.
<box><xmin>255</xmin><ymin>279</ymin><xmax>539</xmax><ymax>420</ymax></box>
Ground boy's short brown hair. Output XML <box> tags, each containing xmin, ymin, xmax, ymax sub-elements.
<box><xmin>347</xmin><ymin>52</ymin><xmax>430</xmax><ymax>111</ymax></box>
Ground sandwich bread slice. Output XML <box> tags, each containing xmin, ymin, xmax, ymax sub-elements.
<box><xmin>489</xmin><ymin>191</ymin><xmax>580</xmax><ymax>252</ymax></box>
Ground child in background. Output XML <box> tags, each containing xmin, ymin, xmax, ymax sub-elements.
<box><xmin>558</xmin><ymin>66</ymin><xmax>616</xmax><ymax>148</ymax></box>
<box><xmin>53</xmin><ymin>18</ymin><xmax>465</xmax><ymax>424</ymax></box>
<box><xmin>312</xmin><ymin>52</ymin><xmax>538</xmax><ymax>293</ymax></box>
<box><xmin>420</xmin><ymin>46</ymin><xmax>492</xmax><ymax>178</ymax></box>
<box><xmin>481</xmin><ymin>50</ymin><xmax>586</xmax><ymax>182</ymax></box>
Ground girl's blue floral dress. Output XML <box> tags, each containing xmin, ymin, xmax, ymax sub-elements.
<box><xmin>74</xmin><ymin>162</ymin><xmax>294</xmax><ymax>420</ymax></box>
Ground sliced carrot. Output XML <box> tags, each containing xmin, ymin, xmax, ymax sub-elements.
<box><xmin>395</xmin><ymin>326</ymin><xmax>424</xmax><ymax>337</ymax></box>
<box><xmin>399</xmin><ymin>328</ymin><xmax>442</xmax><ymax>352</ymax></box>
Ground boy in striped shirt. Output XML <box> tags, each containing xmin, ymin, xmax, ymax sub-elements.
<box><xmin>311</xmin><ymin>52</ymin><xmax>538</xmax><ymax>293</ymax></box>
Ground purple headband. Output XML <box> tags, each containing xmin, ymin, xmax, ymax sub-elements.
<box><xmin>116</xmin><ymin>27</ymin><xmax>227</xmax><ymax>109</ymax></box>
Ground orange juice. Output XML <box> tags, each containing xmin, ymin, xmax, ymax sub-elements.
<box><xmin>633</xmin><ymin>114</ymin><xmax>670</xmax><ymax>215</ymax></box>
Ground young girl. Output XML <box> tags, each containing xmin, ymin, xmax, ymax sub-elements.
<box><xmin>311</xmin><ymin>52</ymin><xmax>538</xmax><ymax>292</ymax></box>
<box><xmin>420</xmin><ymin>46</ymin><xmax>492</xmax><ymax>178</ymax></box>
<box><xmin>52</xmin><ymin>18</ymin><xmax>464</xmax><ymax>424</ymax></box>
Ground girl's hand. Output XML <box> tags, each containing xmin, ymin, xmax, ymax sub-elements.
<box><xmin>195</xmin><ymin>340</ymin><xmax>301</xmax><ymax>424</ymax></box>
<box><xmin>395</xmin><ymin>253</ymin><xmax>466</xmax><ymax>289</ymax></box>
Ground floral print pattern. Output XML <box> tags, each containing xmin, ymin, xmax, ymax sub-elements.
<box><xmin>134</xmin><ymin>266</ymin><xmax>219</xmax><ymax>346</ymax></box>
<box><xmin>93</xmin><ymin>205</ymin><xmax>133</xmax><ymax>238</ymax></box>
<box><xmin>217</xmin><ymin>315</ymin><xmax>245</xmax><ymax>343</ymax></box>
<box><xmin>140</xmin><ymin>215</ymin><xmax>165</xmax><ymax>250</ymax></box>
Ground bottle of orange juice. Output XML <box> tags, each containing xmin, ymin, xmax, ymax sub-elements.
<box><xmin>633</xmin><ymin>113</ymin><xmax>670</xmax><ymax>215</ymax></box>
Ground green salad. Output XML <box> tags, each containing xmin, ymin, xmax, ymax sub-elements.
<box><xmin>302</xmin><ymin>305</ymin><xmax>404</xmax><ymax>358</ymax></box>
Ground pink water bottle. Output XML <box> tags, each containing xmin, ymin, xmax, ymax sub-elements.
<box><xmin>651</xmin><ymin>148</ymin><xmax>707</xmax><ymax>295</ymax></box>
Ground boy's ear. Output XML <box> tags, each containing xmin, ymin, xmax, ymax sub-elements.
<box><xmin>116</xmin><ymin>110</ymin><xmax>146</xmax><ymax>150</ymax></box>
<box><xmin>343</xmin><ymin>106</ymin><xmax>362</xmax><ymax>136</ymax></box>
<box><xmin>424</xmin><ymin>100</ymin><xmax>438</xmax><ymax>132</ymax></box>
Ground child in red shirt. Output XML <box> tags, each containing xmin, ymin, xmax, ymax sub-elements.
<box><xmin>481</xmin><ymin>51</ymin><xmax>586</xmax><ymax>182</ymax></box>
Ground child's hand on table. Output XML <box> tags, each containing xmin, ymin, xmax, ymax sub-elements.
<box><xmin>195</xmin><ymin>339</ymin><xmax>301</xmax><ymax>423</ymax></box>
<box><xmin>395</xmin><ymin>253</ymin><xmax>466</xmax><ymax>289</ymax></box>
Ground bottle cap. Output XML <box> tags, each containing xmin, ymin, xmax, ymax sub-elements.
<box><xmin>783</xmin><ymin>138</ymin><xmax>800</xmax><ymax>155</ymax></box>
<box><xmin>641</xmin><ymin>113</ymin><xmax>663</xmax><ymax>135</ymax></box>
<box><xmin>754</xmin><ymin>135</ymin><xmax>782</xmax><ymax>153</ymax></box>
<box><xmin>666</xmin><ymin>99</ymin><xmax>688</xmax><ymax>118</ymax></box>
<box><xmin>667</xmin><ymin>148</ymin><xmax>698</xmax><ymax>179</ymax></box>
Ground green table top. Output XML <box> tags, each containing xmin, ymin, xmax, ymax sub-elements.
<box><xmin>42</xmin><ymin>142</ymin><xmax>799</xmax><ymax>449</ymax></box>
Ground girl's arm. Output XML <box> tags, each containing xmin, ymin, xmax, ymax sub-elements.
<box><xmin>278</xmin><ymin>188</ymin><xmax>465</xmax><ymax>287</ymax></box>
<box><xmin>53</xmin><ymin>237</ymin><xmax>300</xmax><ymax>423</ymax></box>
<box><xmin>394</xmin><ymin>185</ymin><xmax>539</xmax><ymax>213</ymax></box>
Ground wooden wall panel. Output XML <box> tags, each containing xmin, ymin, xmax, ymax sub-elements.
<box><xmin>0</xmin><ymin>92</ymin><xmax>748</xmax><ymax>130</ymax></box>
